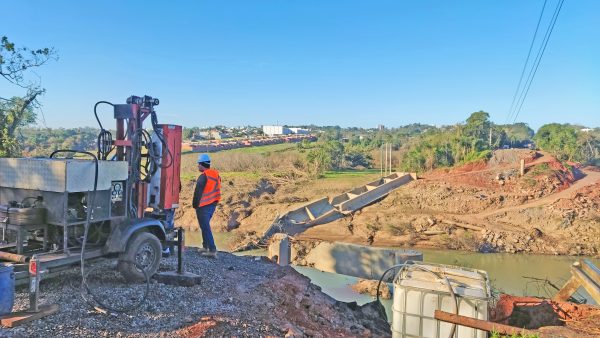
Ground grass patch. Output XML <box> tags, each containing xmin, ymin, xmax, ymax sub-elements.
<box><xmin>181</xmin><ymin>172</ymin><xmax>198</xmax><ymax>182</ymax></box>
<box><xmin>222</xmin><ymin>143</ymin><xmax>296</xmax><ymax>155</ymax></box>
<box><xmin>321</xmin><ymin>169</ymin><xmax>381</xmax><ymax>179</ymax></box>
<box><xmin>528</xmin><ymin>163</ymin><xmax>551</xmax><ymax>176</ymax></box>
<box><xmin>181</xmin><ymin>171</ymin><xmax>262</xmax><ymax>182</ymax></box>
<box><xmin>221</xmin><ymin>171</ymin><xmax>263</xmax><ymax>180</ymax></box>
<box><xmin>387</xmin><ymin>223</ymin><xmax>414</xmax><ymax>236</ymax></box>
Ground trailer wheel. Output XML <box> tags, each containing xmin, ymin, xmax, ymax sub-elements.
<box><xmin>118</xmin><ymin>232</ymin><xmax>162</xmax><ymax>282</ymax></box>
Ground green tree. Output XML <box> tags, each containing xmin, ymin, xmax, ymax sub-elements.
<box><xmin>306</xmin><ymin>147</ymin><xmax>332</xmax><ymax>176</ymax></box>
<box><xmin>534</xmin><ymin>124</ymin><xmax>579</xmax><ymax>161</ymax></box>
<box><xmin>0</xmin><ymin>36</ymin><xmax>57</xmax><ymax>157</ymax></box>
<box><xmin>502</xmin><ymin>123</ymin><xmax>534</xmax><ymax>147</ymax></box>
<box><xmin>464</xmin><ymin>111</ymin><xmax>491</xmax><ymax>144</ymax></box>
<box><xmin>324</xmin><ymin>140</ymin><xmax>344</xmax><ymax>169</ymax></box>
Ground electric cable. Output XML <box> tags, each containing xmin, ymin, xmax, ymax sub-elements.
<box><xmin>49</xmin><ymin>149</ymin><xmax>150</xmax><ymax>313</ymax></box>
<box><xmin>506</xmin><ymin>0</ymin><xmax>548</xmax><ymax>124</ymax></box>
<box><xmin>376</xmin><ymin>262</ymin><xmax>459</xmax><ymax>338</ymax></box>
<box><xmin>512</xmin><ymin>0</ymin><xmax>565</xmax><ymax>123</ymax></box>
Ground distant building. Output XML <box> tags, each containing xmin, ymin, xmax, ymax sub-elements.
<box><xmin>263</xmin><ymin>125</ymin><xmax>311</xmax><ymax>136</ymax></box>
<box><xmin>263</xmin><ymin>125</ymin><xmax>291</xmax><ymax>136</ymax></box>
<box><xmin>211</xmin><ymin>130</ymin><xmax>231</xmax><ymax>139</ymax></box>
<box><xmin>581</xmin><ymin>128</ymin><xmax>593</xmax><ymax>133</ymax></box>
<box><xmin>289</xmin><ymin>127</ymin><xmax>309</xmax><ymax>135</ymax></box>
<box><xmin>199</xmin><ymin>130</ymin><xmax>231</xmax><ymax>140</ymax></box>
<box><xmin>378</xmin><ymin>124</ymin><xmax>385</xmax><ymax>131</ymax></box>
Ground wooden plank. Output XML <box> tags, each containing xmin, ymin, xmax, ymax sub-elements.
<box><xmin>553</xmin><ymin>276</ymin><xmax>581</xmax><ymax>302</ymax></box>
<box><xmin>424</xmin><ymin>230</ymin><xmax>446</xmax><ymax>236</ymax></box>
<box><xmin>434</xmin><ymin>310</ymin><xmax>537</xmax><ymax>336</ymax></box>
<box><xmin>0</xmin><ymin>304</ymin><xmax>59</xmax><ymax>328</ymax></box>
<box><xmin>571</xmin><ymin>265</ymin><xmax>600</xmax><ymax>304</ymax></box>
<box><xmin>441</xmin><ymin>220</ymin><xmax>483</xmax><ymax>231</ymax></box>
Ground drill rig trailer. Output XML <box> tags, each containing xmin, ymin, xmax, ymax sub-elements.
<box><xmin>0</xmin><ymin>95</ymin><xmax>182</xmax><ymax>286</ymax></box>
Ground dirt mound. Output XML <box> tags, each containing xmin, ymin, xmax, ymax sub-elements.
<box><xmin>550</xmin><ymin>181</ymin><xmax>600</xmax><ymax>219</ymax></box>
<box><xmin>488</xmin><ymin>149</ymin><xmax>538</xmax><ymax>167</ymax></box>
<box><xmin>491</xmin><ymin>294</ymin><xmax>600</xmax><ymax>336</ymax></box>
<box><xmin>176</xmin><ymin>176</ymin><xmax>279</xmax><ymax>232</ymax></box>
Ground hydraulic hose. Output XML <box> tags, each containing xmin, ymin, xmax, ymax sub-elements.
<box><xmin>93</xmin><ymin>101</ymin><xmax>115</xmax><ymax>160</ymax></box>
<box><xmin>50</xmin><ymin>149</ymin><xmax>150</xmax><ymax>313</ymax></box>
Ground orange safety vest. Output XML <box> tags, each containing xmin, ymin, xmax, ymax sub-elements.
<box><xmin>198</xmin><ymin>169</ymin><xmax>221</xmax><ymax>207</ymax></box>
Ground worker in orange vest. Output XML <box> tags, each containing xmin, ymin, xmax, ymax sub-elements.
<box><xmin>192</xmin><ymin>153</ymin><xmax>221</xmax><ymax>257</ymax></box>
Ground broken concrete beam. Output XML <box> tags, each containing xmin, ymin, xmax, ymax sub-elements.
<box><xmin>553</xmin><ymin>260</ymin><xmax>600</xmax><ymax>304</ymax></box>
<box><xmin>291</xmin><ymin>240</ymin><xmax>422</xmax><ymax>281</ymax></box>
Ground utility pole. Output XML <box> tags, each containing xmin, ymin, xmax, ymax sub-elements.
<box><xmin>380</xmin><ymin>145</ymin><xmax>383</xmax><ymax>177</ymax></box>
<box><xmin>389</xmin><ymin>143</ymin><xmax>393</xmax><ymax>174</ymax></box>
<box><xmin>384</xmin><ymin>143</ymin><xmax>388</xmax><ymax>176</ymax></box>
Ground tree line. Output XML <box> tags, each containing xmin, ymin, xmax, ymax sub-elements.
<box><xmin>2</xmin><ymin>37</ymin><xmax>598</xmax><ymax>172</ymax></box>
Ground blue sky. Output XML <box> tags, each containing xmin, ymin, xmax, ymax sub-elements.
<box><xmin>2</xmin><ymin>0</ymin><xmax>598</xmax><ymax>130</ymax></box>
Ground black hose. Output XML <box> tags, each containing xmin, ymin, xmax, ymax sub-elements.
<box><xmin>94</xmin><ymin>101</ymin><xmax>116</xmax><ymax>160</ymax></box>
<box><xmin>93</xmin><ymin>101</ymin><xmax>114</xmax><ymax>130</ymax></box>
<box><xmin>150</xmin><ymin>110</ymin><xmax>173</xmax><ymax>169</ymax></box>
<box><xmin>20</xmin><ymin>197</ymin><xmax>39</xmax><ymax>207</ymax></box>
<box><xmin>50</xmin><ymin>149</ymin><xmax>150</xmax><ymax>313</ymax></box>
<box><xmin>80</xmin><ymin>259</ymin><xmax>150</xmax><ymax>313</ymax></box>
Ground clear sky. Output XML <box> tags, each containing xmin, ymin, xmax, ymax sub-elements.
<box><xmin>2</xmin><ymin>0</ymin><xmax>598</xmax><ymax>130</ymax></box>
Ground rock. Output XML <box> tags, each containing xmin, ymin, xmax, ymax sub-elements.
<box><xmin>282</xmin><ymin>323</ymin><xmax>304</xmax><ymax>337</ymax></box>
<box><xmin>351</xmin><ymin>279</ymin><xmax>391</xmax><ymax>299</ymax></box>
<box><xmin>530</xmin><ymin>228</ymin><xmax>543</xmax><ymax>238</ymax></box>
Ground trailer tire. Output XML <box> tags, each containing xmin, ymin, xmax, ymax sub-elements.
<box><xmin>118</xmin><ymin>232</ymin><xmax>162</xmax><ymax>282</ymax></box>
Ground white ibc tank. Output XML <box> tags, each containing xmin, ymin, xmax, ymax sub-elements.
<box><xmin>392</xmin><ymin>263</ymin><xmax>490</xmax><ymax>338</ymax></box>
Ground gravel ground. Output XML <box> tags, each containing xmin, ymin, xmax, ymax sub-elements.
<box><xmin>0</xmin><ymin>250</ymin><xmax>390</xmax><ymax>337</ymax></box>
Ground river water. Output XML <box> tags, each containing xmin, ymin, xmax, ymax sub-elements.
<box><xmin>186</xmin><ymin>231</ymin><xmax>599</xmax><ymax>318</ymax></box>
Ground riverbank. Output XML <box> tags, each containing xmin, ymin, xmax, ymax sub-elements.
<box><xmin>0</xmin><ymin>250</ymin><xmax>389</xmax><ymax>337</ymax></box>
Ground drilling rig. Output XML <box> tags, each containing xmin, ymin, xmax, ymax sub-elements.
<box><xmin>0</xmin><ymin>95</ymin><xmax>183</xmax><ymax>291</ymax></box>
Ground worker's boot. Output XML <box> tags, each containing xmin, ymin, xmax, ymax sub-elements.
<box><xmin>201</xmin><ymin>251</ymin><xmax>217</xmax><ymax>258</ymax></box>
<box><xmin>197</xmin><ymin>247</ymin><xmax>209</xmax><ymax>254</ymax></box>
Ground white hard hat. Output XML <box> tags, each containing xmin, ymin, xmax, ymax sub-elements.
<box><xmin>197</xmin><ymin>153</ymin><xmax>211</xmax><ymax>163</ymax></box>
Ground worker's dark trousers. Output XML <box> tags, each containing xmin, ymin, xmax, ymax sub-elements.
<box><xmin>195</xmin><ymin>203</ymin><xmax>217</xmax><ymax>252</ymax></box>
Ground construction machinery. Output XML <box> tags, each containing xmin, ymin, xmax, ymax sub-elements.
<box><xmin>0</xmin><ymin>95</ymin><xmax>185</xmax><ymax>312</ymax></box>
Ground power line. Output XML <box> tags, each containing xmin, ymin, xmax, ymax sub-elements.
<box><xmin>512</xmin><ymin>0</ymin><xmax>565</xmax><ymax>123</ymax></box>
<box><xmin>506</xmin><ymin>0</ymin><xmax>548</xmax><ymax>124</ymax></box>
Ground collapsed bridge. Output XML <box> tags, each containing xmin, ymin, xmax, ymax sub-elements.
<box><xmin>260</xmin><ymin>172</ymin><xmax>417</xmax><ymax>244</ymax></box>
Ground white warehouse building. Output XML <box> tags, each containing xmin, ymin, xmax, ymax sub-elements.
<box><xmin>263</xmin><ymin>125</ymin><xmax>291</xmax><ymax>136</ymax></box>
<box><xmin>263</xmin><ymin>125</ymin><xmax>310</xmax><ymax>136</ymax></box>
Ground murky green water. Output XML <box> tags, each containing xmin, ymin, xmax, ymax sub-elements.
<box><xmin>186</xmin><ymin>232</ymin><xmax>599</xmax><ymax>316</ymax></box>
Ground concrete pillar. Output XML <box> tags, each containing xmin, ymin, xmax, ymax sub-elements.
<box><xmin>520</xmin><ymin>159</ymin><xmax>525</xmax><ymax>176</ymax></box>
<box><xmin>268</xmin><ymin>234</ymin><xmax>291</xmax><ymax>266</ymax></box>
